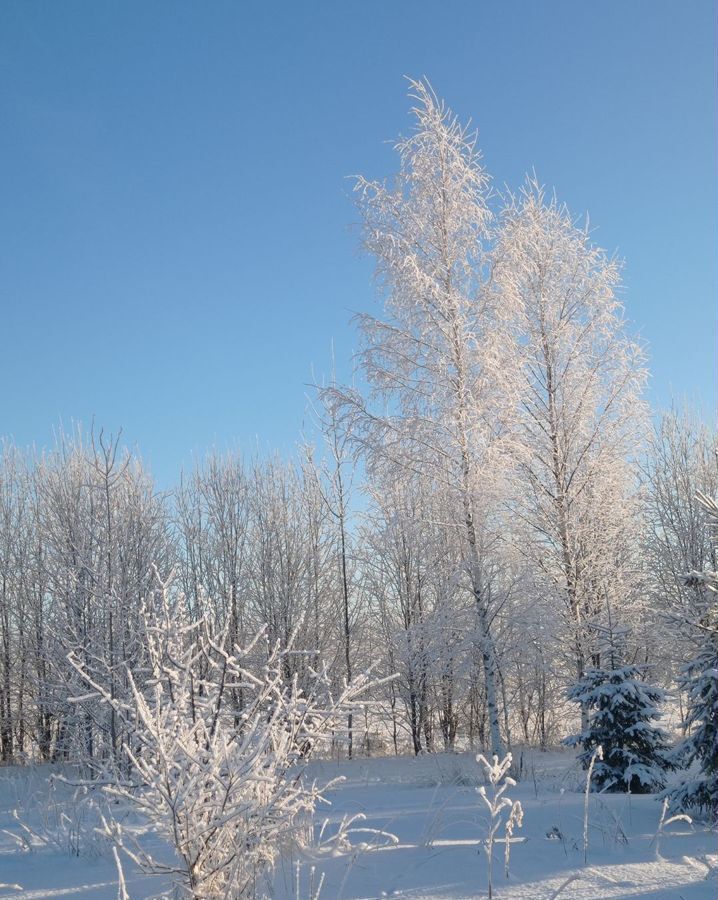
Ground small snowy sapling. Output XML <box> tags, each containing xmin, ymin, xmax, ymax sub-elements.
<box><xmin>476</xmin><ymin>752</ymin><xmax>525</xmax><ymax>899</ymax></box>
<box><xmin>565</xmin><ymin>625</ymin><xmax>673</xmax><ymax>794</ymax></box>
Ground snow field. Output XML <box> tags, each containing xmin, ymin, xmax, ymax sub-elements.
<box><xmin>1</xmin><ymin>751</ymin><xmax>715</xmax><ymax>899</ymax></box>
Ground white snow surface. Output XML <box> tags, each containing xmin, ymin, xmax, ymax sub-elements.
<box><xmin>1</xmin><ymin>750</ymin><xmax>716</xmax><ymax>899</ymax></box>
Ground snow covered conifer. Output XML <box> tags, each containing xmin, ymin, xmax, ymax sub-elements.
<box><xmin>565</xmin><ymin>626</ymin><xmax>672</xmax><ymax>793</ymax></box>
<box><xmin>667</xmin><ymin>491</ymin><xmax>718</xmax><ymax>818</ymax></box>
<box><xmin>670</xmin><ymin>639</ymin><xmax>718</xmax><ymax>816</ymax></box>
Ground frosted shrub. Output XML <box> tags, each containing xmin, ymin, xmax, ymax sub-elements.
<box><xmin>68</xmin><ymin>578</ymin><xmax>372</xmax><ymax>899</ymax></box>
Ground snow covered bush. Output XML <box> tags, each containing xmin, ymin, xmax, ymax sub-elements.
<box><xmin>67</xmin><ymin>576</ymin><xmax>371</xmax><ymax>899</ymax></box>
<box><xmin>565</xmin><ymin>657</ymin><xmax>673</xmax><ymax>794</ymax></box>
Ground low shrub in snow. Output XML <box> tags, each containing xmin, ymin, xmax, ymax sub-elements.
<box><xmin>67</xmin><ymin>579</ymin><xmax>373</xmax><ymax>899</ymax></box>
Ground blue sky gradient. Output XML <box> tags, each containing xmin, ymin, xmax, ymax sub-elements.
<box><xmin>1</xmin><ymin>1</ymin><xmax>716</xmax><ymax>485</ymax></box>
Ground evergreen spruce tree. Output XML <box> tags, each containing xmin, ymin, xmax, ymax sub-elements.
<box><xmin>667</xmin><ymin>491</ymin><xmax>718</xmax><ymax>819</ymax></box>
<box><xmin>565</xmin><ymin>625</ymin><xmax>673</xmax><ymax>793</ymax></box>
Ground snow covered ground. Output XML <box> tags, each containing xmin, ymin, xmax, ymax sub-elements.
<box><xmin>1</xmin><ymin>750</ymin><xmax>716</xmax><ymax>899</ymax></box>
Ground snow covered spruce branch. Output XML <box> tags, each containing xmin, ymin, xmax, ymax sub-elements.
<box><xmin>65</xmin><ymin>577</ymin><xmax>379</xmax><ymax>899</ymax></box>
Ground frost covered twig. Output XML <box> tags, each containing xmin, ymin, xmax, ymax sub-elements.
<box><xmin>476</xmin><ymin>752</ymin><xmax>525</xmax><ymax>899</ymax></box>
<box><xmin>547</xmin><ymin>873</ymin><xmax>582</xmax><ymax>900</ymax></box>
<box><xmin>315</xmin><ymin>811</ymin><xmax>399</xmax><ymax>856</ymax></box>
<box><xmin>112</xmin><ymin>844</ymin><xmax>129</xmax><ymax>900</ymax></box>
<box><xmin>651</xmin><ymin>797</ymin><xmax>693</xmax><ymax>858</ymax></box>
<box><xmin>294</xmin><ymin>860</ymin><xmax>325</xmax><ymax>900</ymax></box>
<box><xmin>583</xmin><ymin>745</ymin><xmax>603</xmax><ymax>864</ymax></box>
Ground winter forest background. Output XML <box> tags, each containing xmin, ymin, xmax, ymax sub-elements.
<box><xmin>1</xmin><ymin>4</ymin><xmax>716</xmax><ymax>898</ymax></box>
<box><xmin>1</xmin><ymin>79</ymin><xmax>716</xmax><ymax>886</ymax></box>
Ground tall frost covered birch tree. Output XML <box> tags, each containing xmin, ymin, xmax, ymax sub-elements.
<box><xmin>495</xmin><ymin>182</ymin><xmax>647</xmax><ymax>689</ymax></box>
<box><xmin>327</xmin><ymin>82</ymin><xmax>517</xmax><ymax>755</ymax></box>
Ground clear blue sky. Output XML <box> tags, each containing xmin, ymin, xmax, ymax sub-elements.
<box><xmin>1</xmin><ymin>1</ymin><xmax>716</xmax><ymax>486</ymax></box>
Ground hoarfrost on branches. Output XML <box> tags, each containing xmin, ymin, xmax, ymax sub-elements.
<box><xmin>67</xmin><ymin>575</ymin><xmax>374</xmax><ymax>898</ymax></box>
